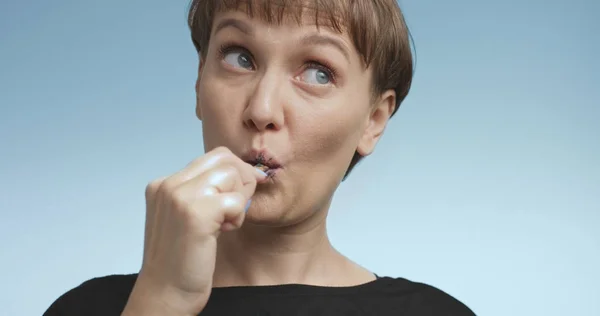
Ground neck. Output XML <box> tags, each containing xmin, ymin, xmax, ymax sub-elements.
<box><xmin>213</xmin><ymin>204</ymin><xmax>362</xmax><ymax>287</ymax></box>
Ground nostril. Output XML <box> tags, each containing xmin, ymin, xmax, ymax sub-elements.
<box><xmin>244</xmin><ymin>119</ymin><xmax>257</xmax><ymax>130</ymax></box>
<box><xmin>266</xmin><ymin>123</ymin><xmax>276</xmax><ymax>130</ymax></box>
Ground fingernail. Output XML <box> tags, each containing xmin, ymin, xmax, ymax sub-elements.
<box><xmin>244</xmin><ymin>199</ymin><xmax>252</xmax><ymax>212</ymax></box>
<box><xmin>255</xmin><ymin>168</ymin><xmax>268</xmax><ymax>177</ymax></box>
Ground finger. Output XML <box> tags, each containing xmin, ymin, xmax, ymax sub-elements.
<box><xmin>177</xmin><ymin>164</ymin><xmax>248</xmax><ymax>200</ymax></box>
<box><xmin>175</xmin><ymin>156</ymin><xmax>262</xmax><ymax>199</ymax></box>
<box><xmin>143</xmin><ymin>176</ymin><xmax>168</xmax><ymax>259</ymax></box>
<box><xmin>213</xmin><ymin>192</ymin><xmax>248</xmax><ymax>232</ymax></box>
<box><xmin>187</xmin><ymin>192</ymin><xmax>248</xmax><ymax>237</ymax></box>
<box><xmin>170</xmin><ymin>147</ymin><xmax>266</xmax><ymax>188</ymax></box>
<box><xmin>145</xmin><ymin>176</ymin><xmax>169</xmax><ymax>206</ymax></box>
<box><xmin>210</xmin><ymin>162</ymin><xmax>260</xmax><ymax>200</ymax></box>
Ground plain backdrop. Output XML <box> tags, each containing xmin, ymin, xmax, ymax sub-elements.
<box><xmin>1</xmin><ymin>0</ymin><xmax>598</xmax><ymax>315</ymax></box>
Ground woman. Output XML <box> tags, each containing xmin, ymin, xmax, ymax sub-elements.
<box><xmin>45</xmin><ymin>0</ymin><xmax>475</xmax><ymax>315</ymax></box>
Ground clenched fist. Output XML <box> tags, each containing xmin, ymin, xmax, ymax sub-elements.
<box><xmin>122</xmin><ymin>147</ymin><xmax>267</xmax><ymax>316</ymax></box>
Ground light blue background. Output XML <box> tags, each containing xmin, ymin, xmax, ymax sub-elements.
<box><xmin>1</xmin><ymin>0</ymin><xmax>598</xmax><ymax>315</ymax></box>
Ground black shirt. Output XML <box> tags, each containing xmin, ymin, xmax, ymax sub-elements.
<box><xmin>43</xmin><ymin>273</ymin><xmax>476</xmax><ymax>315</ymax></box>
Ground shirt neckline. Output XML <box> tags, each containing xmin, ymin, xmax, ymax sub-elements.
<box><xmin>209</xmin><ymin>276</ymin><xmax>398</xmax><ymax>299</ymax></box>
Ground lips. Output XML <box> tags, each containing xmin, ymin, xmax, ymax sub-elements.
<box><xmin>241</xmin><ymin>150</ymin><xmax>282</xmax><ymax>170</ymax></box>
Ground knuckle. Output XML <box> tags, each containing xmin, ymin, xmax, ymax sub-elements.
<box><xmin>220</xmin><ymin>192</ymin><xmax>245</xmax><ymax>209</ymax></box>
<box><xmin>166</xmin><ymin>188</ymin><xmax>200</xmax><ymax>223</ymax></box>
<box><xmin>145</xmin><ymin>178</ymin><xmax>164</xmax><ymax>200</ymax></box>
<box><xmin>212</xmin><ymin>146</ymin><xmax>232</xmax><ymax>156</ymax></box>
<box><xmin>212</xmin><ymin>166</ymin><xmax>242</xmax><ymax>188</ymax></box>
<box><xmin>213</xmin><ymin>147</ymin><xmax>239</xmax><ymax>163</ymax></box>
<box><xmin>170</xmin><ymin>188</ymin><xmax>192</xmax><ymax>212</ymax></box>
<box><xmin>144</xmin><ymin>182</ymin><xmax>156</xmax><ymax>200</ymax></box>
<box><xmin>219</xmin><ymin>165</ymin><xmax>239</xmax><ymax>178</ymax></box>
<box><xmin>158</xmin><ymin>177</ymin><xmax>179</xmax><ymax>195</ymax></box>
<box><xmin>202</xmin><ymin>148</ymin><xmax>241</xmax><ymax>172</ymax></box>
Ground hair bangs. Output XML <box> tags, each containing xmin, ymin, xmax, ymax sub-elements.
<box><xmin>188</xmin><ymin>0</ymin><xmax>381</xmax><ymax>67</ymax></box>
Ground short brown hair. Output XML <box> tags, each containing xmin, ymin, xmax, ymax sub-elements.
<box><xmin>187</xmin><ymin>0</ymin><xmax>414</xmax><ymax>179</ymax></box>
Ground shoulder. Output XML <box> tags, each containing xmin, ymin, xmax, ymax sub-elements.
<box><xmin>373</xmin><ymin>276</ymin><xmax>476</xmax><ymax>316</ymax></box>
<box><xmin>43</xmin><ymin>273</ymin><xmax>138</xmax><ymax>316</ymax></box>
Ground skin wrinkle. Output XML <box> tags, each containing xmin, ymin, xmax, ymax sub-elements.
<box><xmin>195</xmin><ymin>9</ymin><xmax>394</xmax><ymax>287</ymax></box>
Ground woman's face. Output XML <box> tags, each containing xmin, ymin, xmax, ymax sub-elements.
<box><xmin>196</xmin><ymin>10</ymin><xmax>394</xmax><ymax>226</ymax></box>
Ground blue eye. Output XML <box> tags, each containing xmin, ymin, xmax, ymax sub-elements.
<box><xmin>301</xmin><ymin>68</ymin><xmax>331</xmax><ymax>85</ymax></box>
<box><xmin>222</xmin><ymin>49</ymin><xmax>254</xmax><ymax>69</ymax></box>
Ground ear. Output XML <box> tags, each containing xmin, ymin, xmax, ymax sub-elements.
<box><xmin>356</xmin><ymin>90</ymin><xmax>396</xmax><ymax>157</ymax></box>
<box><xmin>195</xmin><ymin>59</ymin><xmax>204</xmax><ymax>121</ymax></box>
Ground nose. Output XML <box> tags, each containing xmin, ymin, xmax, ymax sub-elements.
<box><xmin>242</xmin><ymin>71</ymin><xmax>285</xmax><ymax>132</ymax></box>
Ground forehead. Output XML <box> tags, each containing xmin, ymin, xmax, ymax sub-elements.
<box><xmin>211</xmin><ymin>11</ymin><xmax>351</xmax><ymax>48</ymax></box>
<box><xmin>208</xmin><ymin>0</ymin><xmax>349</xmax><ymax>36</ymax></box>
<box><xmin>209</xmin><ymin>0</ymin><xmax>347</xmax><ymax>27</ymax></box>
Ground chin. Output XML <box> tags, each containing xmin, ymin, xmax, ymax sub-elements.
<box><xmin>243</xmin><ymin>170</ymin><xmax>332</xmax><ymax>229</ymax></box>
<box><xmin>243</xmin><ymin>193</ymin><xmax>315</xmax><ymax>229</ymax></box>
<box><xmin>243</xmin><ymin>193</ymin><xmax>291</xmax><ymax>227</ymax></box>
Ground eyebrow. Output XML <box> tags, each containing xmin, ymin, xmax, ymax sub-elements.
<box><xmin>213</xmin><ymin>18</ymin><xmax>350</xmax><ymax>61</ymax></box>
<box><xmin>299</xmin><ymin>34</ymin><xmax>350</xmax><ymax>61</ymax></box>
<box><xmin>214</xmin><ymin>18</ymin><xmax>253</xmax><ymax>36</ymax></box>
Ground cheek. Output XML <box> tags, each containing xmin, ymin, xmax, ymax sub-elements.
<box><xmin>291</xmin><ymin>98</ymin><xmax>367</xmax><ymax>173</ymax></box>
<box><xmin>198</xmin><ymin>75</ymin><xmax>243</xmax><ymax>146</ymax></box>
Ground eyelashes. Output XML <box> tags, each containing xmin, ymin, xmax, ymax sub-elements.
<box><xmin>217</xmin><ymin>44</ymin><xmax>244</xmax><ymax>58</ymax></box>
<box><xmin>216</xmin><ymin>43</ymin><xmax>339</xmax><ymax>84</ymax></box>
<box><xmin>217</xmin><ymin>44</ymin><xmax>254</xmax><ymax>66</ymax></box>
